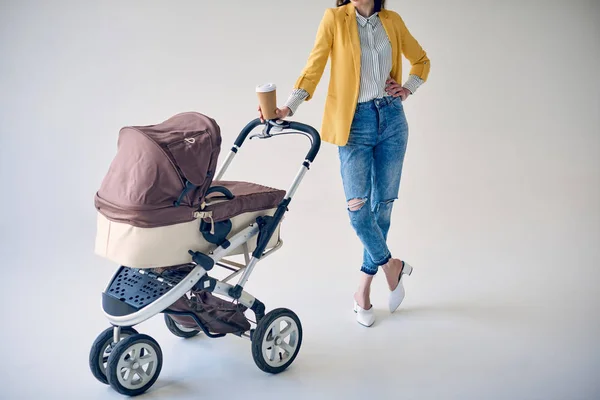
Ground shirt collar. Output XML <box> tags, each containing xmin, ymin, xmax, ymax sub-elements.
<box><xmin>355</xmin><ymin>10</ymin><xmax>380</xmax><ymax>27</ymax></box>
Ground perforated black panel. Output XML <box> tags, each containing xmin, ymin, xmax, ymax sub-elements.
<box><xmin>105</xmin><ymin>267</ymin><xmax>179</xmax><ymax>309</ymax></box>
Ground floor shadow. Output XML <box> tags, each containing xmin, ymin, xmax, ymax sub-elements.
<box><xmin>133</xmin><ymin>379</ymin><xmax>194</xmax><ymax>399</ymax></box>
<box><xmin>380</xmin><ymin>299</ymin><xmax>538</xmax><ymax>324</ymax></box>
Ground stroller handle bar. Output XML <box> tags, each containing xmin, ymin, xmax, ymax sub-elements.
<box><xmin>214</xmin><ymin>118</ymin><xmax>321</xmax><ymax>199</ymax></box>
<box><xmin>208</xmin><ymin>117</ymin><xmax>321</xmax><ymax>288</ymax></box>
<box><xmin>234</xmin><ymin>118</ymin><xmax>321</xmax><ymax>163</ymax></box>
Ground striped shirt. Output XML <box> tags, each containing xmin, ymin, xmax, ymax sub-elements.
<box><xmin>356</xmin><ymin>10</ymin><xmax>393</xmax><ymax>102</ymax></box>
<box><xmin>285</xmin><ymin>10</ymin><xmax>424</xmax><ymax>116</ymax></box>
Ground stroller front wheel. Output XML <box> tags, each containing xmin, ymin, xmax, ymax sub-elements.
<box><xmin>106</xmin><ymin>333</ymin><xmax>163</xmax><ymax>396</ymax></box>
<box><xmin>251</xmin><ymin>308</ymin><xmax>303</xmax><ymax>374</ymax></box>
<box><xmin>89</xmin><ymin>326</ymin><xmax>139</xmax><ymax>385</ymax></box>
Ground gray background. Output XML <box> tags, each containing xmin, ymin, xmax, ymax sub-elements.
<box><xmin>1</xmin><ymin>0</ymin><xmax>599</xmax><ymax>399</ymax></box>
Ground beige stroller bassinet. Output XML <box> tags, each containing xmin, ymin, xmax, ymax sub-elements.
<box><xmin>94</xmin><ymin>112</ymin><xmax>284</xmax><ymax>269</ymax></box>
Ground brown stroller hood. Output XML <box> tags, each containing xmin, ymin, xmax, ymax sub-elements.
<box><xmin>95</xmin><ymin>112</ymin><xmax>222</xmax><ymax>228</ymax></box>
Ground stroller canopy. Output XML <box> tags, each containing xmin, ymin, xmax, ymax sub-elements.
<box><xmin>95</xmin><ymin>112</ymin><xmax>222</xmax><ymax>228</ymax></box>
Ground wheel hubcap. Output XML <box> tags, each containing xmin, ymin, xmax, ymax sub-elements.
<box><xmin>262</xmin><ymin>316</ymin><xmax>299</xmax><ymax>368</ymax></box>
<box><xmin>115</xmin><ymin>343</ymin><xmax>158</xmax><ymax>389</ymax></box>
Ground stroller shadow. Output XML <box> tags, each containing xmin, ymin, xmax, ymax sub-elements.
<box><xmin>132</xmin><ymin>380</ymin><xmax>194</xmax><ymax>399</ymax></box>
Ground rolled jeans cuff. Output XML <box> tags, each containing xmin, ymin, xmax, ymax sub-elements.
<box><xmin>360</xmin><ymin>252</ymin><xmax>391</xmax><ymax>275</ymax></box>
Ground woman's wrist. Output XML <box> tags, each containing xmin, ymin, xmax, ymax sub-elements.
<box><xmin>402</xmin><ymin>74</ymin><xmax>425</xmax><ymax>95</ymax></box>
<box><xmin>284</xmin><ymin>89</ymin><xmax>309</xmax><ymax>116</ymax></box>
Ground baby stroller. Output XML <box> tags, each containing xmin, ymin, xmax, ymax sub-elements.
<box><xmin>88</xmin><ymin>112</ymin><xmax>321</xmax><ymax>396</ymax></box>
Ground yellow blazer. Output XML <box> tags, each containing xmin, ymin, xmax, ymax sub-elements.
<box><xmin>293</xmin><ymin>3</ymin><xmax>430</xmax><ymax>146</ymax></box>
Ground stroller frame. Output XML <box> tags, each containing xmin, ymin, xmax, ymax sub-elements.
<box><xmin>91</xmin><ymin>118</ymin><xmax>321</xmax><ymax>396</ymax></box>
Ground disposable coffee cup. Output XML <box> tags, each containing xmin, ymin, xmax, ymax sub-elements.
<box><xmin>256</xmin><ymin>83</ymin><xmax>278</xmax><ymax>120</ymax></box>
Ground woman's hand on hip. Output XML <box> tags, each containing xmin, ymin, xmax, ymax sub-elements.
<box><xmin>258</xmin><ymin>105</ymin><xmax>291</xmax><ymax>123</ymax></box>
<box><xmin>386</xmin><ymin>79</ymin><xmax>411</xmax><ymax>101</ymax></box>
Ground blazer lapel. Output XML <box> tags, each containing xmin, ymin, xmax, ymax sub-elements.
<box><xmin>345</xmin><ymin>5</ymin><xmax>361</xmax><ymax>79</ymax></box>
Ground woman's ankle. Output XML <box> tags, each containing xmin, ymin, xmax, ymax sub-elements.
<box><xmin>354</xmin><ymin>291</ymin><xmax>371</xmax><ymax>309</ymax></box>
<box><xmin>354</xmin><ymin>272</ymin><xmax>373</xmax><ymax>309</ymax></box>
<box><xmin>382</xmin><ymin>258</ymin><xmax>403</xmax><ymax>289</ymax></box>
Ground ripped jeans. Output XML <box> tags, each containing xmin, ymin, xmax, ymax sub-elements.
<box><xmin>338</xmin><ymin>96</ymin><xmax>409</xmax><ymax>275</ymax></box>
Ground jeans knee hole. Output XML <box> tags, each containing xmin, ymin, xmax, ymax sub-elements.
<box><xmin>348</xmin><ymin>198</ymin><xmax>366</xmax><ymax>212</ymax></box>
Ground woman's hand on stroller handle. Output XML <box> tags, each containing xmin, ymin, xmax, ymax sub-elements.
<box><xmin>257</xmin><ymin>104</ymin><xmax>290</xmax><ymax>124</ymax></box>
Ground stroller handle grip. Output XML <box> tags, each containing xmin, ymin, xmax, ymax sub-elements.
<box><xmin>234</xmin><ymin>118</ymin><xmax>321</xmax><ymax>163</ymax></box>
<box><xmin>288</xmin><ymin>121</ymin><xmax>321</xmax><ymax>163</ymax></box>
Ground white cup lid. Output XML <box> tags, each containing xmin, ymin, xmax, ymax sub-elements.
<box><xmin>256</xmin><ymin>83</ymin><xmax>276</xmax><ymax>92</ymax></box>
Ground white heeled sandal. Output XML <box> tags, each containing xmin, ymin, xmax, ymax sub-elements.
<box><xmin>389</xmin><ymin>261</ymin><xmax>413</xmax><ymax>313</ymax></box>
<box><xmin>353</xmin><ymin>300</ymin><xmax>375</xmax><ymax>327</ymax></box>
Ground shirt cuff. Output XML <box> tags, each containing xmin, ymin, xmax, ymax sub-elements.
<box><xmin>284</xmin><ymin>89</ymin><xmax>309</xmax><ymax>116</ymax></box>
<box><xmin>402</xmin><ymin>74</ymin><xmax>425</xmax><ymax>95</ymax></box>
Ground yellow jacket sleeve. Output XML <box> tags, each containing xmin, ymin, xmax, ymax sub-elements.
<box><xmin>398</xmin><ymin>16</ymin><xmax>430</xmax><ymax>81</ymax></box>
<box><xmin>294</xmin><ymin>9</ymin><xmax>335</xmax><ymax>101</ymax></box>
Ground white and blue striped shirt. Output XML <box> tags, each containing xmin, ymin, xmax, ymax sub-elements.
<box><xmin>285</xmin><ymin>10</ymin><xmax>424</xmax><ymax>116</ymax></box>
<box><xmin>355</xmin><ymin>10</ymin><xmax>393</xmax><ymax>102</ymax></box>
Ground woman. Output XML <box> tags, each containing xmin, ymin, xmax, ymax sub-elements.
<box><xmin>258</xmin><ymin>0</ymin><xmax>430</xmax><ymax>327</ymax></box>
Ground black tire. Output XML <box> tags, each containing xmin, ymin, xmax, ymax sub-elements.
<box><xmin>164</xmin><ymin>314</ymin><xmax>201</xmax><ymax>338</ymax></box>
<box><xmin>251</xmin><ymin>308</ymin><xmax>303</xmax><ymax>374</ymax></box>
<box><xmin>106</xmin><ymin>334</ymin><xmax>163</xmax><ymax>397</ymax></box>
<box><xmin>89</xmin><ymin>326</ymin><xmax>139</xmax><ymax>385</ymax></box>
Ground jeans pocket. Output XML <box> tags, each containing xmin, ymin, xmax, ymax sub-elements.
<box><xmin>391</xmin><ymin>97</ymin><xmax>403</xmax><ymax>109</ymax></box>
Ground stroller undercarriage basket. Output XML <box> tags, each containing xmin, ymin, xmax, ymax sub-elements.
<box><xmin>167</xmin><ymin>290</ymin><xmax>251</xmax><ymax>335</ymax></box>
<box><xmin>104</xmin><ymin>265</ymin><xmax>250</xmax><ymax>335</ymax></box>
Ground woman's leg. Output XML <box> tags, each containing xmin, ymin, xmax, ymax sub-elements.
<box><xmin>339</xmin><ymin>104</ymin><xmax>392</xmax><ymax>308</ymax></box>
<box><xmin>372</xmin><ymin>97</ymin><xmax>410</xmax><ymax>289</ymax></box>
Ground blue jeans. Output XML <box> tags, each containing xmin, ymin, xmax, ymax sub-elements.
<box><xmin>338</xmin><ymin>96</ymin><xmax>409</xmax><ymax>275</ymax></box>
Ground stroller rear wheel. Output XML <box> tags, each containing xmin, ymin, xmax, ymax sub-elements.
<box><xmin>89</xmin><ymin>326</ymin><xmax>139</xmax><ymax>384</ymax></box>
<box><xmin>106</xmin><ymin>333</ymin><xmax>163</xmax><ymax>396</ymax></box>
<box><xmin>164</xmin><ymin>314</ymin><xmax>202</xmax><ymax>338</ymax></box>
<box><xmin>251</xmin><ymin>308</ymin><xmax>302</xmax><ymax>374</ymax></box>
